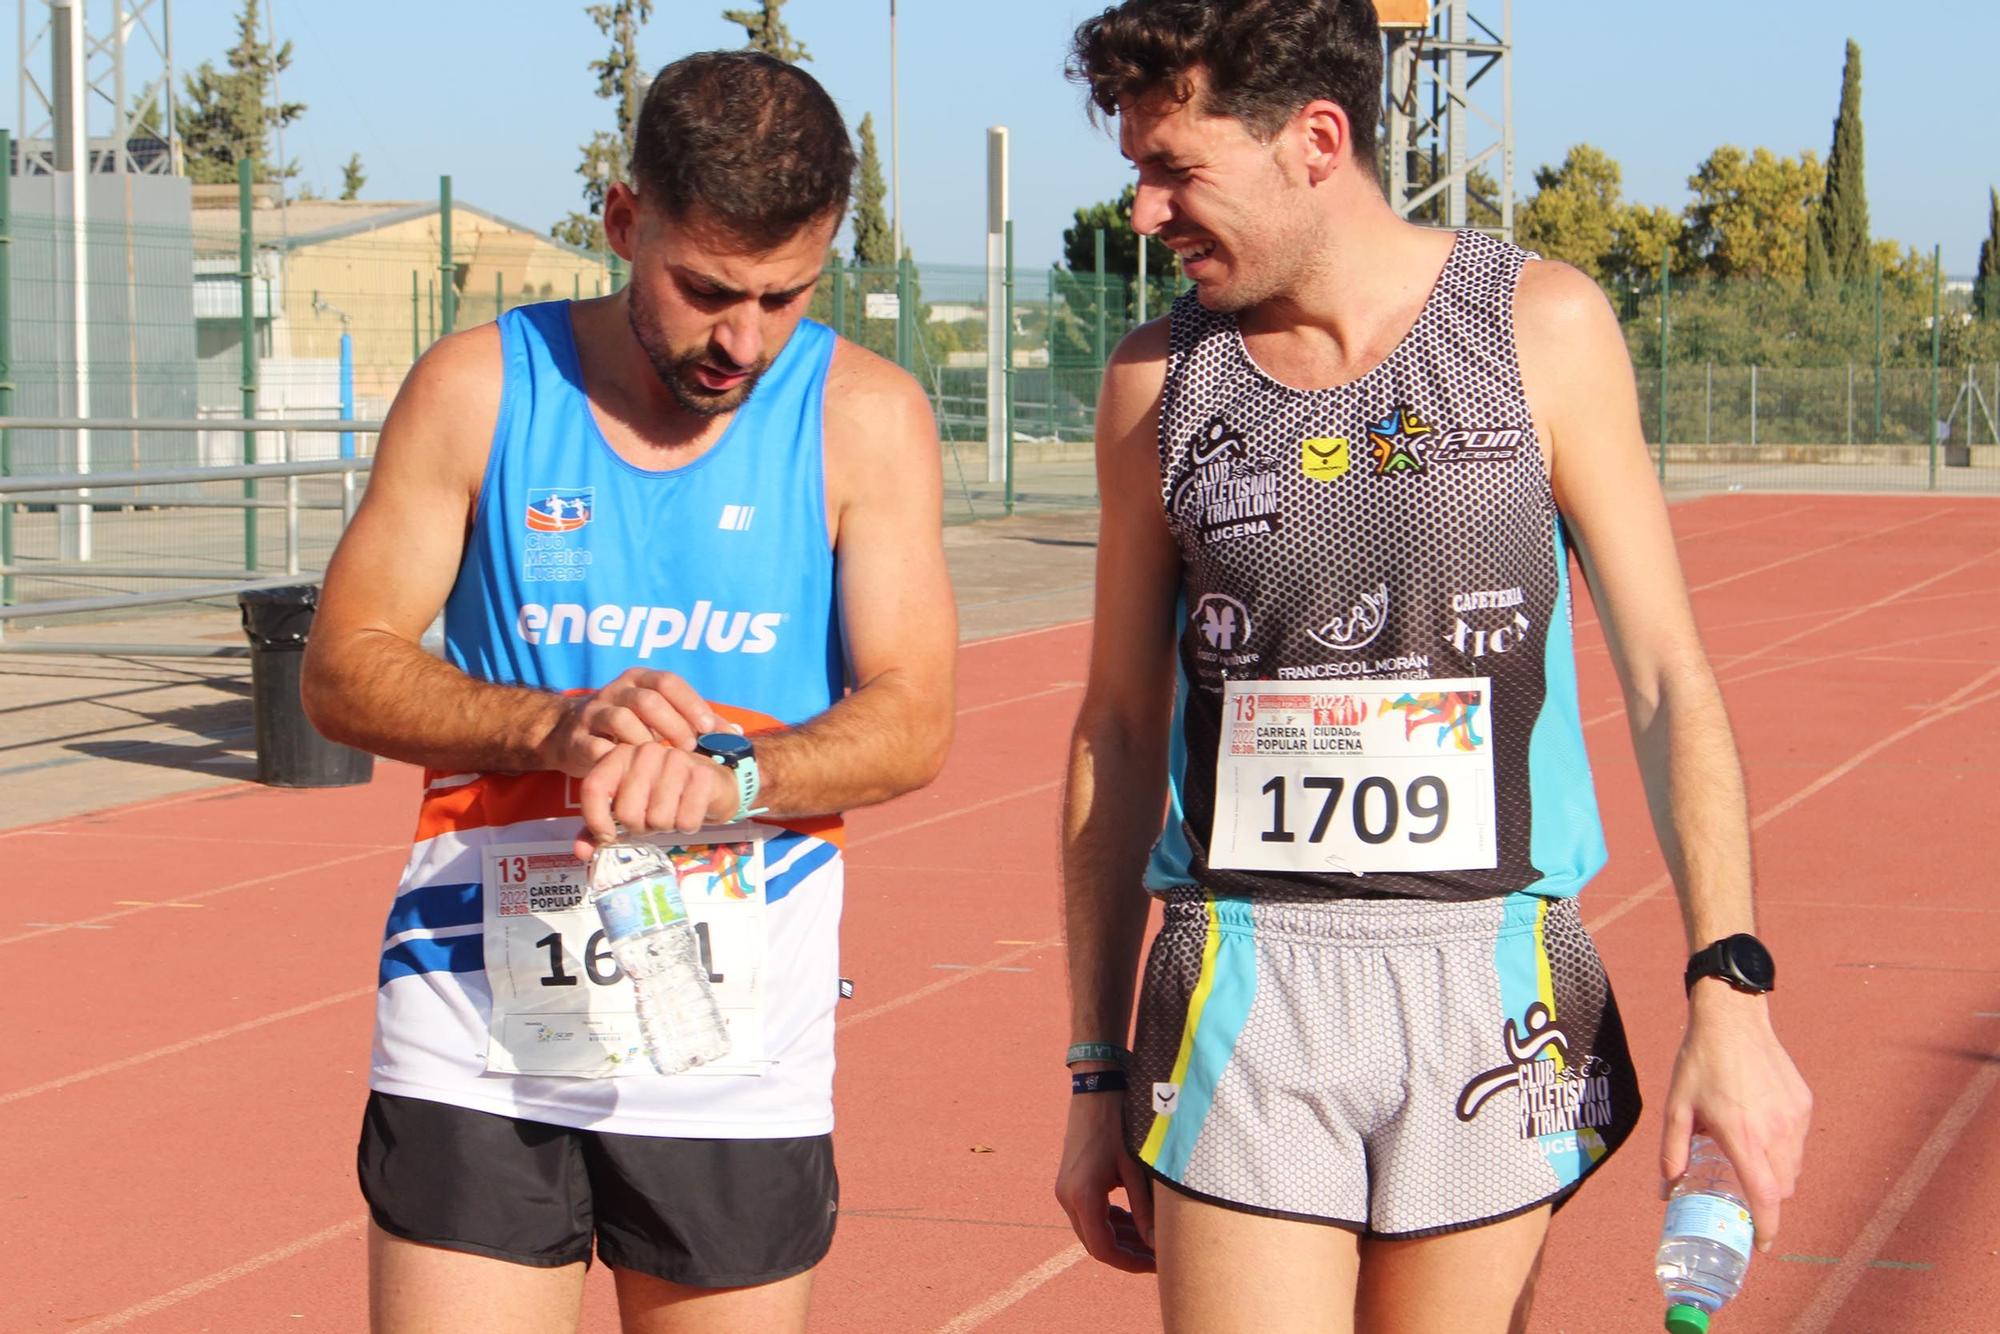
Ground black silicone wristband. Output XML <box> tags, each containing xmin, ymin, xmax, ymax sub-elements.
<box><xmin>1071</xmin><ymin>1069</ymin><xmax>1129</xmax><ymax>1095</ymax></box>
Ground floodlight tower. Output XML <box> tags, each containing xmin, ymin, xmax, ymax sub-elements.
<box><xmin>17</xmin><ymin>0</ymin><xmax>179</xmax><ymax>176</ymax></box>
<box><xmin>1380</xmin><ymin>0</ymin><xmax>1514</xmax><ymax>239</ymax></box>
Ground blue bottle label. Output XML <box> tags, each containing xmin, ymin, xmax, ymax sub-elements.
<box><xmin>1665</xmin><ymin>1194</ymin><xmax>1754</xmax><ymax>1260</ymax></box>
<box><xmin>595</xmin><ymin>875</ymin><xmax>687</xmax><ymax>942</ymax></box>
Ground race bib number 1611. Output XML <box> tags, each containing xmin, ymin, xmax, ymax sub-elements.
<box><xmin>1209</xmin><ymin>678</ymin><xmax>1497</xmax><ymax>876</ymax></box>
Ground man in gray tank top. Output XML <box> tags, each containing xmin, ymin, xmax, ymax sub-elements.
<box><xmin>1052</xmin><ymin>3</ymin><xmax>1812</xmax><ymax>1329</ymax></box>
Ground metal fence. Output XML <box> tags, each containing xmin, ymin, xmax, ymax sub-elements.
<box><xmin>5</xmin><ymin>152</ymin><xmax>2000</xmax><ymax>637</ymax></box>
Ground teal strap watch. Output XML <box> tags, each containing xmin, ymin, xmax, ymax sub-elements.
<box><xmin>695</xmin><ymin>731</ymin><xmax>764</xmax><ymax>823</ymax></box>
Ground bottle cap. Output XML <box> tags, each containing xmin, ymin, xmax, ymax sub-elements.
<box><xmin>1665</xmin><ymin>1304</ymin><xmax>1712</xmax><ymax>1334</ymax></box>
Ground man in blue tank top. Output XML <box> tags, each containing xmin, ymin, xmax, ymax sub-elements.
<box><xmin>302</xmin><ymin>52</ymin><xmax>957</xmax><ymax>1334</ymax></box>
<box><xmin>1051</xmin><ymin>4</ymin><xmax>1812</xmax><ymax>1330</ymax></box>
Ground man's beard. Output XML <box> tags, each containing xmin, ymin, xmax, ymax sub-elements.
<box><xmin>626</xmin><ymin>290</ymin><xmax>770</xmax><ymax>417</ymax></box>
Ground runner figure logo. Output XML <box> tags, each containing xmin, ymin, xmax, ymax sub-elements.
<box><xmin>1169</xmin><ymin>417</ymin><xmax>1283</xmax><ymax>544</ymax></box>
<box><xmin>1455</xmin><ymin>1002</ymin><xmax>1616</xmax><ymax>1139</ymax></box>
<box><xmin>527</xmin><ymin>488</ymin><xmax>594</xmax><ymax>533</ymax></box>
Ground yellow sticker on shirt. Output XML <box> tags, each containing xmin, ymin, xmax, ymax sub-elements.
<box><xmin>1300</xmin><ymin>436</ymin><xmax>1351</xmax><ymax>482</ymax></box>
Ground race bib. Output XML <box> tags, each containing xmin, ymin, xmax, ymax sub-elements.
<box><xmin>481</xmin><ymin>829</ymin><xmax>769</xmax><ymax>1078</ymax></box>
<box><xmin>1209</xmin><ymin>678</ymin><xmax>1497</xmax><ymax>875</ymax></box>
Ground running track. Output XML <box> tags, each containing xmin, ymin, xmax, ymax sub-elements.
<box><xmin>3</xmin><ymin>493</ymin><xmax>1996</xmax><ymax>1332</ymax></box>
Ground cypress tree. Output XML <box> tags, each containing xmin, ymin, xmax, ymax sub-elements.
<box><xmin>851</xmin><ymin>113</ymin><xmax>893</xmax><ymax>268</ymax></box>
<box><xmin>1975</xmin><ymin>187</ymin><xmax>2000</xmax><ymax>320</ymax></box>
<box><xmin>1807</xmin><ymin>39</ymin><xmax>1870</xmax><ymax>291</ymax></box>
<box><xmin>723</xmin><ymin>0</ymin><xmax>809</xmax><ymax>63</ymax></box>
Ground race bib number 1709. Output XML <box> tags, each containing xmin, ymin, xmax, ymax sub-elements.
<box><xmin>1208</xmin><ymin>678</ymin><xmax>1497</xmax><ymax>876</ymax></box>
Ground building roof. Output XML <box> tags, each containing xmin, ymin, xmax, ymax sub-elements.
<box><xmin>189</xmin><ymin>196</ymin><xmax>596</xmax><ymax>259</ymax></box>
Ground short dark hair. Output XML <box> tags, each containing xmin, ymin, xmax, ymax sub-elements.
<box><xmin>631</xmin><ymin>50</ymin><xmax>855</xmax><ymax>247</ymax></box>
<box><xmin>1068</xmin><ymin>0</ymin><xmax>1382</xmax><ymax>179</ymax></box>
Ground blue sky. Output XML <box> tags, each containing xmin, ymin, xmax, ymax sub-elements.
<box><xmin>11</xmin><ymin>1</ymin><xmax>1995</xmax><ymax>275</ymax></box>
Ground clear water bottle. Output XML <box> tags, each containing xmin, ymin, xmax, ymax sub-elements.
<box><xmin>1655</xmin><ymin>1134</ymin><xmax>1755</xmax><ymax>1332</ymax></box>
<box><xmin>587</xmin><ymin>841</ymin><xmax>732</xmax><ymax>1075</ymax></box>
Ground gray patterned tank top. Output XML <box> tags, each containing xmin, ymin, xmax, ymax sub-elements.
<box><xmin>1145</xmin><ymin>230</ymin><xmax>1607</xmax><ymax>903</ymax></box>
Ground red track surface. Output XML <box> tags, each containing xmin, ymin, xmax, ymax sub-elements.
<box><xmin>4</xmin><ymin>494</ymin><xmax>1997</xmax><ymax>1333</ymax></box>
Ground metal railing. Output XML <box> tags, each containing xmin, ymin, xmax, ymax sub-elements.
<box><xmin>0</xmin><ymin>416</ymin><xmax>381</xmax><ymax>656</ymax></box>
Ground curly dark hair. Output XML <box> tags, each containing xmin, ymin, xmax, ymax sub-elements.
<box><xmin>630</xmin><ymin>51</ymin><xmax>855</xmax><ymax>247</ymax></box>
<box><xmin>1068</xmin><ymin>0</ymin><xmax>1382</xmax><ymax>179</ymax></box>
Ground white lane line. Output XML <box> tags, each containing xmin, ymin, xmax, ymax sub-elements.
<box><xmin>1685</xmin><ymin>508</ymin><xmax>1942</xmax><ymax>595</ymax></box>
<box><xmin>848</xmin><ymin>781</ymin><xmax>1063</xmax><ymax>852</ymax></box>
<box><xmin>1785</xmin><ymin>1034</ymin><xmax>2000</xmax><ymax>1334</ymax></box>
<box><xmin>0</xmin><ymin>985</ymin><xmax>375</xmax><ymax>1108</ymax></box>
<box><xmin>0</xmin><ymin>845</ymin><xmax>399</xmax><ymax>949</ymax></box>
<box><xmin>70</xmin><ymin>1217</ymin><xmax>366</xmax><ymax>1332</ymax></box>
<box><xmin>963</xmin><ymin>617</ymin><xmax>1092</xmax><ymax>650</ymax></box>
<box><xmin>958</xmin><ymin>683</ymin><xmax>1084</xmax><ymax>718</ymax></box>
<box><xmin>1580</xmin><ymin>546</ymin><xmax>2000</xmax><ymax>729</ymax></box>
<box><xmin>934</xmin><ymin>1242</ymin><xmax>1089</xmax><ymax>1334</ymax></box>
<box><xmin>1586</xmin><ymin>666</ymin><xmax>2000</xmax><ymax>935</ymax></box>
<box><xmin>837</xmin><ymin>939</ymin><xmax>1057</xmax><ymax>1033</ymax></box>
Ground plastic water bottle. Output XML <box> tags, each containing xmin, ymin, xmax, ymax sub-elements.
<box><xmin>1655</xmin><ymin>1134</ymin><xmax>1755</xmax><ymax>1332</ymax></box>
<box><xmin>586</xmin><ymin>841</ymin><xmax>731</xmax><ymax>1075</ymax></box>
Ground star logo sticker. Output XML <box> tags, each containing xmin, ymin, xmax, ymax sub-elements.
<box><xmin>1367</xmin><ymin>405</ymin><xmax>1433</xmax><ymax>476</ymax></box>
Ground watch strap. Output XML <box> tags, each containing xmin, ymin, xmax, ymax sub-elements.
<box><xmin>726</xmin><ymin>755</ymin><xmax>764</xmax><ymax>824</ymax></box>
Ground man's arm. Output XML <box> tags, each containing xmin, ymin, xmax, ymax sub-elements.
<box><xmin>1517</xmin><ymin>260</ymin><xmax>1812</xmax><ymax>1251</ymax></box>
<box><xmin>1053</xmin><ymin>321</ymin><xmax>1180</xmax><ymax>1272</ymax></box>
<box><xmin>572</xmin><ymin>341</ymin><xmax>957</xmax><ymax>847</ymax></box>
<box><xmin>750</xmin><ymin>343</ymin><xmax>958</xmax><ymax>812</ymax></box>
<box><xmin>302</xmin><ymin>327</ymin><xmax>720</xmax><ymax>779</ymax></box>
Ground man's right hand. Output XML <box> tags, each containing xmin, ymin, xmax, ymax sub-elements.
<box><xmin>541</xmin><ymin>668</ymin><xmax>725</xmax><ymax>778</ymax></box>
<box><xmin>1054</xmin><ymin>1081</ymin><xmax>1157</xmax><ymax>1273</ymax></box>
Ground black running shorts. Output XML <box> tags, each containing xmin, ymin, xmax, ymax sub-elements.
<box><xmin>357</xmin><ymin>1090</ymin><xmax>838</xmax><ymax>1287</ymax></box>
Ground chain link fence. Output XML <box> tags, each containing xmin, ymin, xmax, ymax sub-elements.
<box><xmin>5</xmin><ymin>179</ymin><xmax>1998</xmax><ymax>624</ymax></box>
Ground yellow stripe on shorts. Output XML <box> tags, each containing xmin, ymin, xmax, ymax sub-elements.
<box><xmin>1139</xmin><ymin>894</ymin><xmax>1223</xmax><ymax>1166</ymax></box>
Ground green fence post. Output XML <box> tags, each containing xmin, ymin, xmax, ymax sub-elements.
<box><xmin>239</xmin><ymin>157</ymin><xmax>259</xmax><ymax>572</ymax></box>
<box><xmin>895</xmin><ymin>256</ymin><xmax>913</xmax><ymax>371</ymax></box>
<box><xmin>830</xmin><ymin>260</ymin><xmax>845</xmax><ymax>338</ymax></box>
<box><xmin>495</xmin><ymin>270</ymin><xmax>504</xmax><ymax>322</ymax></box>
<box><xmin>1093</xmin><ymin>227</ymin><xmax>1108</xmax><ymax>387</ymax></box>
<box><xmin>427</xmin><ymin>279</ymin><xmax>435</xmax><ymax>344</ymax></box>
<box><xmin>1657</xmin><ymin>249</ymin><xmax>1670</xmax><ymax>484</ymax></box>
<box><xmin>1873</xmin><ymin>267</ymin><xmax>1884</xmax><ymax>442</ymax></box>
<box><xmin>0</xmin><ymin>129</ymin><xmax>13</xmax><ymax>612</ymax></box>
<box><xmin>439</xmin><ymin>175</ymin><xmax>456</xmax><ymax>335</ymax></box>
<box><xmin>410</xmin><ymin>269</ymin><xmax>420</xmax><ymax>363</ymax></box>
<box><xmin>1049</xmin><ymin>266</ymin><xmax>1063</xmax><ymax>440</ymax></box>
<box><xmin>1928</xmin><ymin>244</ymin><xmax>1942</xmax><ymax>490</ymax></box>
<box><xmin>609</xmin><ymin>250</ymin><xmax>628</xmax><ymax>293</ymax></box>
<box><xmin>1004</xmin><ymin>221</ymin><xmax>1016</xmax><ymax>516</ymax></box>
<box><xmin>573</xmin><ymin>271</ymin><xmax>581</xmax><ymax>302</ymax></box>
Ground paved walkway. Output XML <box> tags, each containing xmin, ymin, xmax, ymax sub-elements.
<box><xmin>0</xmin><ymin>508</ymin><xmax>1099</xmax><ymax>830</ymax></box>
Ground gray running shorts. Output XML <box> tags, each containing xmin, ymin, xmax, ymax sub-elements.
<box><xmin>1125</xmin><ymin>889</ymin><xmax>1641</xmax><ymax>1237</ymax></box>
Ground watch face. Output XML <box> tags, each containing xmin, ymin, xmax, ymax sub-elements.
<box><xmin>1722</xmin><ymin>934</ymin><xmax>1776</xmax><ymax>992</ymax></box>
<box><xmin>696</xmin><ymin>731</ymin><xmax>755</xmax><ymax>765</ymax></box>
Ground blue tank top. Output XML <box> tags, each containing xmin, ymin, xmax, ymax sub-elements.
<box><xmin>443</xmin><ymin>302</ymin><xmax>842</xmax><ymax>723</ymax></box>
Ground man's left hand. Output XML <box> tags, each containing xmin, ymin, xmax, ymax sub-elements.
<box><xmin>1659</xmin><ymin>983</ymin><xmax>1812</xmax><ymax>1253</ymax></box>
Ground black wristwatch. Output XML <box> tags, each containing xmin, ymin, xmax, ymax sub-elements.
<box><xmin>1684</xmin><ymin>933</ymin><xmax>1776</xmax><ymax>996</ymax></box>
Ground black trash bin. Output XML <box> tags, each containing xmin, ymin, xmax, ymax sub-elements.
<box><xmin>238</xmin><ymin>584</ymin><xmax>374</xmax><ymax>788</ymax></box>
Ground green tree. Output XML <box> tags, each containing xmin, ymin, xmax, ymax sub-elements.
<box><xmin>553</xmin><ymin>0</ymin><xmax>654</xmax><ymax>252</ymax></box>
<box><xmin>339</xmin><ymin>153</ymin><xmax>366</xmax><ymax>201</ymax></box>
<box><xmin>1516</xmin><ymin>145</ymin><xmax>1623</xmax><ymax>280</ymax></box>
<box><xmin>723</xmin><ymin>0</ymin><xmax>809</xmax><ymax>62</ymax></box>
<box><xmin>177</xmin><ymin>0</ymin><xmax>305</xmax><ymax>186</ymax></box>
<box><xmin>1515</xmin><ymin>145</ymin><xmax>1681</xmax><ymax>286</ymax></box>
<box><xmin>1974</xmin><ymin>187</ymin><xmax>2000</xmax><ymax>321</ymax></box>
<box><xmin>851</xmin><ymin>113</ymin><xmax>893</xmax><ymax>266</ymax></box>
<box><xmin>1060</xmin><ymin>184</ymin><xmax>1177</xmax><ymax>330</ymax></box>
<box><xmin>1608</xmin><ymin>204</ymin><xmax>1681</xmax><ymax>286</ymax></box>
<box><xmin>1805</xmin><ymin>39</ymin><xmax>1870</xmax><ymax>292</ymax></box>
<box><xmin>1679</xmin><ymin>145</ymin><xmax>1824</xmax><ymax>282</ymax></box>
